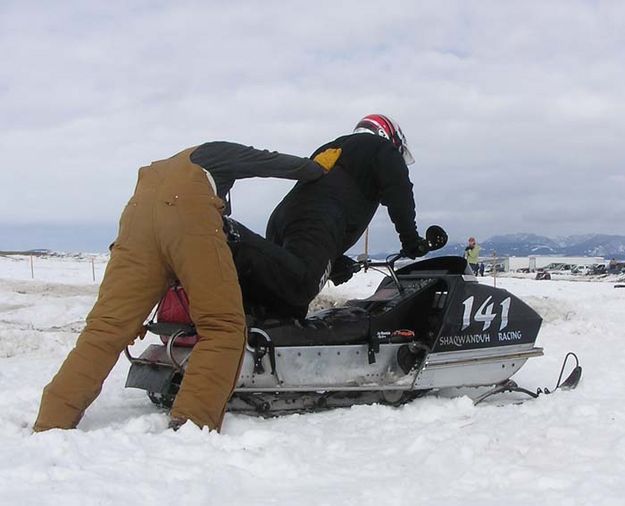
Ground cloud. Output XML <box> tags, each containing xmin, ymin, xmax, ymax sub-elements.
<box><xmin>0</xmin><ymin>0</ymin><xmax>624</xmax><ymax>252</ymax></box>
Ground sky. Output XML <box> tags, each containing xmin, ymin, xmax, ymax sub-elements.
<box><xmin>1</xmin><ymin>0</ymin><xmax>624</xmax><ymax>253</ymax></box>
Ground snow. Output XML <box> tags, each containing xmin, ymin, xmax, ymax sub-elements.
<box><xmin>1</xmin><ymin>254</ymin><xmax>625</xmax><ymax>505</ymax></box>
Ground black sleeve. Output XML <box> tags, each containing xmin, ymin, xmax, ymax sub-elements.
<box><xmin>374</xmin><ymin>143</ymin><xmax>419</xmax><ymax>246</ymax></box>
<box><xmin>190</xmin><ymin>141</ymin><xmax>325</xmax><ymax>197</ymax></box>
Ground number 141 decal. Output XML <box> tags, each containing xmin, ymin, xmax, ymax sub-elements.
<box><xmin>461</xmin><ymin>296</ymin><xmax>511</xmax><ymax>331</ymax></box>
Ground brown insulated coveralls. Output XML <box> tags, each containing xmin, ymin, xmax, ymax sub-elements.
<box><xmin>34</xmin><ymin>149</ymin><xmax>246</xmax><ymax>431</ymax></box>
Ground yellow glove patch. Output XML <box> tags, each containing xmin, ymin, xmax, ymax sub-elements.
<box><xmin>313</xmin><ymin>148</ymin><xmax>342</xmax><ymax>172</ymax></box>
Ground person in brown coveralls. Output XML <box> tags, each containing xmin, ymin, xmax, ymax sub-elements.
<box><xmin>33</xmin><ymin>142</ymin><xmax>327</xmax><ymax>432</ymax></box>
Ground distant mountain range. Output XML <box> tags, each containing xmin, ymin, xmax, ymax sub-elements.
<box><xmin>435</xmin><ymin>233</ymin><xmax>625</xmax><ymax>260</ymax></box>
<box><xmin>0</xmin><ymin>223</ymin><xmax>116</xmax><ymax>253</ymax></box>
<box><xmin>3</xmin><ymin>223</ymin><xmax>625</xmax><ymax>260</ymax></box>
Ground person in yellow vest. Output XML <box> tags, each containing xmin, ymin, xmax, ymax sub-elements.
<box><xmin>464</xmin><ymin>236</ymin><xmax>481</xmax><ymax>275</ymax></box>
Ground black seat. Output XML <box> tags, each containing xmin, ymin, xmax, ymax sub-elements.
<box><xmin>152</xmin><ymin>306</ymin><xmax>370</xmax><ymax>348</ymax></box>
<box><xmin>251</xmin><ymin>306</ymin><xmax>369</xmax><ymax>347</ymax></box>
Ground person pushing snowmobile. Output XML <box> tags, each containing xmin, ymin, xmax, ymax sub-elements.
<box><xmin>231</xmin><ymin>114</ymin><xmax>429</xmax><ymax>319</ymax></box>
<box><xmin>33</xmin><ymin>142</ymin><xmax>329</xmax><ymax>433</ymax></box>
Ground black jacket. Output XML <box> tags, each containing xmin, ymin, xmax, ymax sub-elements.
<box><xmin>267</xmin><ymin>133</ymin><xmax>418</xmax><ymax>258</ymax></box>
<box><xmin>189</xmin><ymin>141</ymin><xmax>324</xmax><ymax>200</ymax></box>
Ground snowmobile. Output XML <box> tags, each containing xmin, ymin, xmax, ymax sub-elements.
<box><xmin>125</xmin><ymin>226</ymin><xmax>581</xmax><ymax>415</ymax></box>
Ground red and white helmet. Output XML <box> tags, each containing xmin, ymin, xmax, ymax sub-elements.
<box><xmin>354</xmin><ymin>114</ymin><xmax>415</xmax><ymax>165</ymax></box>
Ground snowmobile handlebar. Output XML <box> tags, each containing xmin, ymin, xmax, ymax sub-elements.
<box><xmin>333</xmin><ymin>226</ymin><xmax>446</xmax><ymax>289</ymax></box>
<box><xmin>354</xmin><ymin>253</ymin><xmax>405</xmax><ymax>293</ymax></box>
<box><xmin>386</xmin><ymin>252</ymin><xmax>405</xmax><ymax>265</ymax></box>
<box><xmin>356</xmin><ymin>252</ymin><xmax>404</xmax><ymax>270</ymax></box>
<box><xmin>353</xmin><ymin>224</ymin><xmax>448</xmax><ymax>290</ymax></box>
<box><xmin>355</xmin><ymin>225</ymin><xmax>447</xmax><ymax>271</ymax></box>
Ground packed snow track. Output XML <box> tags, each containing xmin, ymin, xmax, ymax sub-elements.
<box><xmin>1</xmin><ymin>254</ymin><xmax>624</xmax><ymax>505</ymax></box>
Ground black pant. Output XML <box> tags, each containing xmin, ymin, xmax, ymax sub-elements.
<box><xmin>229</xmin><ymin>220</ymin><xmax>339</xmax><ymax>319</ymax></box>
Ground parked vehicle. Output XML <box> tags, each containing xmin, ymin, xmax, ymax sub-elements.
<box><xmin>591</xmin><ymin>264</ymin><xmax>608</xmax><ymax>275</ymax></box>
<box><xmin>572</xmin><ymin>265</ymin><xmax>592</xmax><ymax>276</ymax></box>
<box><xmin>538</xmin><ymin>263</ymin><xmax>575</xmax><ymax>276</ymax></box>
<box><xmin>483</xmin><ymin>263</ymin><xmax>505</xmax><ymax>274</ymax></box>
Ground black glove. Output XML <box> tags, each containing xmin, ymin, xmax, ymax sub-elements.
<box><xmin>329</xmin><ymin>255</ymin><xmax>360</xmax><ymax>286</ymax></box>
<box><xmin>465</xmin><ymin>246</ymin><xmax>471</xmax><ymax>252</ymax></box>
<box><xmin>402</xmin><ymin>236</ymin><xmax>430</xmax><ymax>259</ymax></box>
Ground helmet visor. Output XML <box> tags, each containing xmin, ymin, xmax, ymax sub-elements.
<box><xmin>401</xmin><ymin>144</ymin><xmax>415</xmax><ymax>165</ymax></box>
<box><xmin>392</xmin><ymin>119</ymin><xmax>415</xmax><ymax>166</ymax></box>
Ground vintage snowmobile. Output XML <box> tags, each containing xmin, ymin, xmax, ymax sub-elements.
<box><xmin>125</xmin><ymin>226</ymin><xmax>581</xmax><ymax>415</ymax></box>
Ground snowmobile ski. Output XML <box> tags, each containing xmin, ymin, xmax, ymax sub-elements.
<box><xmin>473</xmin><ymin>352</ymin><xmax>582</xmax><ymax>405</ymax></box>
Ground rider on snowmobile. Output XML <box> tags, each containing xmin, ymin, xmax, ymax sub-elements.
<box><xmin>232</xmin><ymin>114</ymin><xmax>429</xmax><ymax>319</ymax></box>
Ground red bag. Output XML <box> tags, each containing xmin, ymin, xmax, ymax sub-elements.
<box><xmin>157</xmin><ymin>285</ymin><xmax>199</xmax><ymax>347</ymax></box>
